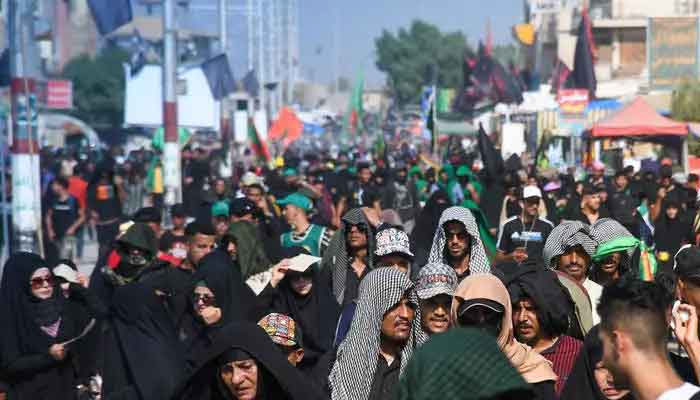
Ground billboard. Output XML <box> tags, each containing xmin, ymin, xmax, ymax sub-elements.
<box><xmin>648</xmin><ymin>17</ymin><xmax>700</xmax><ymax>90</ymax></box>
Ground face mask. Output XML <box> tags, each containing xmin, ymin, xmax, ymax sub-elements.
<box><xmin>171</xmin><ymin>248</ymin><xmax>187</xmax><ymax>259</ymax></box>
<box><xmin>126</xmin><ymin>253</ymin><xmax>148</xmax><ymax>267</ymax></box>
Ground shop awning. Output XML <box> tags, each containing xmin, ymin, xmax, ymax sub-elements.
<box><xmin>589</xmin><ymin>97</ymin><xmax>687</xmax><ymax>137</ymax></box>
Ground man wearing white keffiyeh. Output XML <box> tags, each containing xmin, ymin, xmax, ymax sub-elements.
<box><xmin>427</xmin><ymin>206</ymin><xmax>491</xmax><ymax>282</ymax></box>
<box><xmin>543</xmin><ymin>220</ymin><xmax>602</xmax><ymax>324</ymax></box>
<box><xmin>328</xmin><ymin>268</ymin><xmax>425</xmax><ymax>400</ymax></box>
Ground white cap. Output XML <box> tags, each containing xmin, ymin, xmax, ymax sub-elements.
<box><xmin>522</xmin><ymin>185</ymin><xmax>542</xmax><ymax>199</ymax></box>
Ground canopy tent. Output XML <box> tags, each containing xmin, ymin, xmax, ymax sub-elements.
<box><xmin>434</xmin><ymin>118</ymin><xmax>478</xmax><ymax>136</ymax></box>
<box><xmin>588</xmin><ymin>97</ymin><xmax>687</xmax><ymax>137</ymax></box>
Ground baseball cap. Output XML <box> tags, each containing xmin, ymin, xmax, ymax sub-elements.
<box><xmin>276</xmin><ymin>193</ymin><xmax>313</xmax><ymax>211</ymax></box>
<box><xmin>211</xmin><ymin>201</ymin><xmax>230</xmax><ymax>217</ymax></box>
<box><xmin>375</xmin><ymin>227</ymin><xmax>414</xmax><ymax>258</ymax></box>
<box><xmin>522</xmin><ymin>185</ymin><xmax>542</xmax><ymax>200</ymax></box>
<box><xmin>240</xmin><ymin>172</ymin><xmax>261</xmax><ymax>187</ymax></box>
<box><xmin>230</xmin><ymin>197</ymin><xmax>257</xmax><ymax>217</ymax></box>
<box><xmin>258</xmin><ymin>313</ymin><xmax>303</xmax><ymax>348</ymax></box>
<box><xmin>415</xmin><ymin>263</ymin><xmax>458</xmax><ymax>300</ymax></box>
<box><xmin>170</xmin><ymin>203</ymin><xmax>186</xmax><ymax>217</ymax></box>
<box><xmin>282</xmin><ymin>168</ymin><xmax>298</xmax><ymax>178</ymax></box>
<box><xmin>133</xmin><ymin>206</ymin><xmax>162</xmax><ymax>223</ymax></box>
<box><xmin>457</xmin><ymin>298</ymin><xmax>505</xmax><ymax>317</ymax></box>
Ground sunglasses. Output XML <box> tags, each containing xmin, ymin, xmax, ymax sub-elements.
<box><xmin>30</xmin><ymin>275</ymin><xmax>54</xmax><ymax>289</ymax></box>
<box><xmin>524</xmin><ymin>198</ymin><xmax>540</xmax><ymax>206</ymax></box>
<box><xmin>193</xmin><ymin>293</ymin><xmax>217</xmax><ymax>307</ymax></box>
<box><xmin>445</xmin><ymin>231</ymin><xmax>469</xmax><ymax>241</ymax></box>
<box><xmin>345</xmin><ymin>223</ymin><xmax>368</xmax><ymax>234</ymax></box>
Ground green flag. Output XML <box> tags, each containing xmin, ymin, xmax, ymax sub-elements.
<box><xmin>344</xmin><ymin>72</ymin><xmax>364</xmax><ymax>137</ymax></box>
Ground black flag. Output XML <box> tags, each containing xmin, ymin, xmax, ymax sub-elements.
<box><xmin>87</xmin><ymin>0</ymin><xmax>133</xmax><ymax>35</ymax></box>
<box><xmin>242</xmin><ymin>70</ymin><xmax>260</xmax><ymax>98</ymax></box>
<box><xmin>572</xmin><ymin>10</ymin><xmax>597</xmax><ymax>98</ymax></box>
<box><xmin>202</xmin><ymin>54</ymin><xmax>236</xmax><ymax>100</ymax></box>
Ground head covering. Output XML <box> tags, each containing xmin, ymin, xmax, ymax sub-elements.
<box><xmin>117</xmin><ymin>222</ymin><xmax>158</xmax><ymax>259</ymax></box>
<box><xmin>133</xmin><ymin>206</ymin><xmax>162</xmax><ymax>223</ymax></box>
<box><xmin>0</xmin><ymin>253</ymin><xmax>65</xmax><ymax>364</ymax></box>
<box><xmin>321</xmin><ymin>208</ymin><xmax>376</xmax><ymax>304</ymax></box>
<box><xmin>590</xmin><ymin>218</ymin><xmax>635</xmax><ymax>276</ymax></box>
<box><xmin>427</xmin><ymin>207</ymin><xmax>491</xmax><ymax>275</ymax></box>
<box><xmin>451</xmin><ymin>274</ymin><xmax>557</xmax><ymax>383</ymax></box>
<box><xmin>329</xmin><ymin>268</ymin><xmax>424</xmax><ymax>400</ymax></box>
<box><xmin>398</xmin><ymin>328</ymin><xmax>532</xmax><ymax>400</ymax></box>
<box><xmin>110</xmin><ymin>283</ymin><xmax>185</xmax><ymax>400</ymax></box>
<box><xmin>502</xmin><ymin>262</ymin><xmax>575</xmax><ymax>338</ymax></box>
<box><xmin>560</xmin><ymin>326</ymin><xmax>633</xmax><ymax>400</ymax></box>
<box><xmin>230</xmin><ymin>197</ymin><xmax>257</xmax><ymax>216</ymax></box>
<box><xmin>258</xmin><ymin>313</ymin><xmax>302</xmax><ymax>347</ymax></box>
<box><xmin>227</xmin><ymin>221</ymin><xmax>271</xmax><ymax>279</ymax></box>
<box><xmin>415</xmin><ymin>262</ymin><xmax>458</xmax><ymax>300</ymax></box>
<box><xmin>410</xmin><ymin>190</ymin><xmax>451</xmax><ymax>265</ymax></box>
<box><xmin>375</xmin><ymin>227</ymin><xmax>414</xmax><ymax>258</ymax></box>
<box><xmin>170</xmin><ymin>203</ymin><xmax>186</xmax><ymax>217</ymax></box>
<box><xmin>277</xmin><ymin>192</ymin><xmax>313</xmax><ymax>211</ymax></box>
<box><xmin>181</xmin><ymin>322</ymin><xmax>325</xmax><ymax>400</ymax></box>
<box><xmin>543</xmin><ymin>221</ymin><xmax>596</xmax><ymax>269</ymax></box>
<box><xmin>211</xmin><ymin>201</ymin><xmax>230</xmax><ymax>217</ymax></box>
<box><xmin>193</xmin><ymin>250</ymin><xmax>259</xmax><ymax>325</ymax></box>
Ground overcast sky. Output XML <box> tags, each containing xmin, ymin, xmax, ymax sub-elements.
<box><xmin>299</xmin><ymin>0</ymin><xmax>525</xmax><ymax>88</ymax></box>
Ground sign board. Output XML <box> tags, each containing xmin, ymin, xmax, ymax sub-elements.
<box><xmin>46</xmin><ymin>80</ymin><xmax>72</xmax><ymax>109</ymax></box>
<box><xmin>558</xmin><ymin>89</ymin><xmax>589</xmax><ymax>115</ymax></box>
<box><xmin>648</xmin><ymin>17</ymin><xmax>700</xmax><ymax>90</ymax></box>
<box><xmin>529</xmin><ymin>0</ymin><xmax>564</xmax><ymax>14</ymax></box>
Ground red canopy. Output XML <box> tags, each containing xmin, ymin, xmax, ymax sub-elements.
<box><xmin>589</xmin><ymin>97</ymin><xmax>687</xmax><ymax>137</ymax></box>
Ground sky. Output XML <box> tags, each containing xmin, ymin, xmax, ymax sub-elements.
<box><xmin>299</xmin><ymin>0</ymin><xmax>525</xmax><ymax>89</ymax></box>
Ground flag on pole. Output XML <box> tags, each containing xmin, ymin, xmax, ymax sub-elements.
<box><xmin>344</xmin><ymin>73</ymin><xmax>364</xmax><ymax>136</ymax></box>
<box><xmin>572</xmin><ymin>9</ymin><xmax>597</xmax><ymax>98</ymax></box>
<box><xmin>477</xmin><ymin>123</ymin><xmax>504</xmax><ymax>183</ymax></box>
<box><xmin>202</xmin><ymin>54</ymin><xmax>236</xmax><ymax>100</ymax></box>
<box><xmin>87</xmin><ymin>0</ymin><xmax>133</xmax><ymax>35</ymax></box>
<box><xmin>248</xmin><ymin>118</ymin><xmax>271</xmax><ymax>162</ymax></box>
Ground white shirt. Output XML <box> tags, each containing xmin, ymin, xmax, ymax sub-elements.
<box><xmin>583</xmin><ymin>278</ymin><xmax>603</xmax><ymax>325</ymax></box>
<box><xmin>657</xmin><ymin>383</ymin><xmax>700</xmax><ymax>400</ymax></box>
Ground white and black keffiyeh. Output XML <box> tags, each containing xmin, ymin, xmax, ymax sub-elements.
<box><xmin>321</xmin><ymin>208</ymin><xmax>375</xmax><ymax>304</ymax></box>
<box><xmin>591</xmin><ymin>218</ymin><xmax>634</xmax><ymax>249</ymax></box>
<box><xmin>427</xmin><ymin>206</ymin><xmax>491</xmax><ymax>275</ymax></box>
<box><xmin>329</xmin><ymin>268</ymin><xmax>422</xmax><ymax>400</ymax></box>
<box><xmin>543</xmin><ymin>221</ymin><xmax>597</xmax><ymax>269</ymax></box>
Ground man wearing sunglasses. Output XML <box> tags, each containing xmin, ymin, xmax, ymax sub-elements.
<box><xmin>496</xmin><ymin>185</ymin><xmax>554</xmax><ymax>264</ymax></box>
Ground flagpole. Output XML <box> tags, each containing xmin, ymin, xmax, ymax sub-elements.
<box><xmin>219</xmin><ymin>0</ymin><xmax>232</xmax><ymax>176</ymax></box>
<box><xmin>162</xmin><ymin>0</ymin><xmax>181</xmax><ymax>215</ymax></box>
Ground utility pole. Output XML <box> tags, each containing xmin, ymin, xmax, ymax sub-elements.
<box><xmin>9</xmin><ymin>0</ymin><xmax>42</xmax><ymax>254</ymax></box>
<box><xmin>162</xmin><ymin>0</ymin><xmax>181</xmax><ymax>210</ymax></box>
<box><xmin>219</xmin><ymin>0</ymin><xmax>232</xmax><ymax>174</ymax></box>
<box><xmin>257</xmin><ymin>0</ymin><xmax>265</xmax><ymax>113</ymax></box>
<box><xmin>247</xmin><ymin>0</ymin><xmax>254</xmax><ymax>72</ymax></box>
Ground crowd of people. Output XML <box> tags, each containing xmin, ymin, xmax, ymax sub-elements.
<box><xmin>3</xmin><ymin>144</ymin><xmax>700</xmax><ymax>400</ymax></box>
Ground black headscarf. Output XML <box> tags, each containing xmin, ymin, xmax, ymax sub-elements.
<box><xmin>179</xmin><ymin>322</ymin><xmax>326</xmax><ymax>400</ymax></box>
<box><xmin>501</xmin><ymin>261</ymin><xmax>574</xmax><ymax>338</ymax></box>
<box><xmin>560</xmin><ymin>326</ymin><xmax>635</xmax><ymax>400</ymax></box>
<box><xmin>192</xmin><ymin>250</ymin><xmax>260</xmax><ymax>325</ymax></box>
<box><xmin>0</xmin><ymin>252</ymin><xmax>64</xmax><ymax>360</ymax></box>
<box><xmin>410</xmin><ymin>189</ymin><xmax>451</xmax><ymax>269</ymax></box>
<box><xmin>274</xmin><ymin>265</ymin><xmax>340</xmax><ymax>369</ymax></box>
<box><xmin>110</xmin><ymin>282</ymin><xmax>185</xmax><ymax>400</ymax></box>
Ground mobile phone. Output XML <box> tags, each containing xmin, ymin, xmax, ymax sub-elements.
<box><xmin>671</xmin><ymin>300</ymin><xmax>691</xmax><ymax>330</ymax></box>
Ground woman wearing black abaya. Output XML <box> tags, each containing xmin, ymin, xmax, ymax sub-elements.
<box><xmin>180</xmin><ymin>251</ymin><xmax>261</xmax><ymax>375</ymax></box>
<box><xmin>257</xmin><ymin>247</ymin><xmax>341</xmax><ymax>372</ymax></box>
<box><xmin>178</xmin><ymin>322</ymin><xmax>326</xmax><ymax>400</ymax></box>
<box><xmin>409</xmin><ymin>189</ymin><xmax>451</xmax><ymax>276</ymax></box>
<box><xmin>101</xmin><ymin>282</ymin><xmax>185</xmax><ymax>400</ymax></box>
<box><xmin>560</xmin><ymin>326</ymin><xmax>635</xmax><ymax>400</ymax></box>
<box><xmin>654</xmin><ymin>199</ymin><xmax>693</xmax><ymax>272</ymax></box>
<box><xmin>0</xmin><ymin>252</ymin><xmax>93</xmax><ymax>399</ymax></box>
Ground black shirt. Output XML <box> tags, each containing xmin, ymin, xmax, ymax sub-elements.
<box><xmin>343</xmin><ymin>260</ymin><xmax>369</xmax><ymax>306</ymax></box>
<box><xmin>368</xmin><ymin>354</ymin><xmax>401</xmax><ymax>400</ymax></box>
<box><xmin>50</xmin><ymin>195</ymin><xmax>80</xmax><ymax>238</ymax></box>
<box><xmin>497</xmin><ymin>216</ymin><xmax>554</xmax><ymax>261</ymax></box>
<box><xmin>88</xmin><ymin>183</ymin><xmax>122</xmax><ymax>221</ymax></box>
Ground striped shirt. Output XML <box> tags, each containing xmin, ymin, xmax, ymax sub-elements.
<box><xmin>541</xmin><ymin>335</ymin><xmax>583</xmax><ymax>396</ymax></box>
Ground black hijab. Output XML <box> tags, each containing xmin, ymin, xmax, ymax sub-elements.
<box><xmin>179</xmin><ymin>322</ymin><xmax>326</xmax><ymax>400</ymax></box>
<box><xmin>110</xmin><ymin>282</ymin><xmax>185</xmax><ymax>400</ymax></box>
<box><xmin>275</xmin><ymin>267</ymin><xmax>340</xmax><ymax>368</ymax></box>
<box><xmin>0</xmin><ymin>252</ymin><xmax>64</xmax><ymax>361</ymax></box>
<box><xmin>410</xmin><ymin>189</ymin><xmax>451</xmax><ymax>269</ymax></box>
<box><xmin>192</xmin><ymin>250</ymin><xmax>260</xmax><ymax>325</ymax></box>
<box><xmin>560</xmin><ymin>326</ymin><xmax>635</xmax><ymax>400</ymax></box>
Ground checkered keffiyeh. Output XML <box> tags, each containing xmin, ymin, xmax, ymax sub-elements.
<box><xmin>590</xmin><ymin>218</ymin><xmax>634</xmax><ymax>256</ymax></box>
<box><xmin>427</xmin><ymin>207</ymin><xmax>491</xmax><ymax>275</ymax></box>
<box><xmin>329</xmin><ymin>268</ymin><xmax>423</xmax><ymax>400</ymax></box>
<box><xmin>415</xmin><ymin>263</ymin><xmax>458</xmax><ymax>300</ymax></box>
<box><xmin>543</xmin><ymin>221</ymin><xmax>597</xmax><ymax>269</ymax></box>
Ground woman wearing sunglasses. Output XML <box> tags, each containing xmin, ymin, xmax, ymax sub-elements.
<box><xmin>0</xmin><ymin>252</ymin><xmax>95</xmax><ymax>399</ymax></box>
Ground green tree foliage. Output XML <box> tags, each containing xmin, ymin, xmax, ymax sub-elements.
<box><xmin>375</xmin><ymin>20</ymin><xmax>469</xmax><ymax>105</ymax></box>
<box><xmin>62</xmin><ymin>47</ymin><xmax>130</xmax><ymax>129</ymax></box>
<box><xmin>671</xmin><ymin>80</ymin><xmax>700</xmax><ymax>154</ymax></box>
